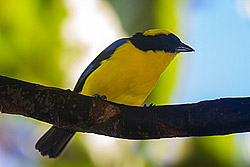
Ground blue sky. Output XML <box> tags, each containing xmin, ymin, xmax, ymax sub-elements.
<box><xmin>174</xmin><ymin>0</ymin><xmax>250</xmax><ymax>103</ymax></box>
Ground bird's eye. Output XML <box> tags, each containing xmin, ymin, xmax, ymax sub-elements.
<box><xmin>161</xmin><ymin>33</ymin><xmax>182</xmax><ymax>53</ymax></box>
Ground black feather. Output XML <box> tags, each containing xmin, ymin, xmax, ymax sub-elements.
<box><xmin>130</xmin><ymin>33</ymin><xmax>182</xmax><ymax>53</ymax></box>
<box><xmin>35</xmin><ymin>126</ymin><xmax>75</xmax><ymax>158</ymax></box>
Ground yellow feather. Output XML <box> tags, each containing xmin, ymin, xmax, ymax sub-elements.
<box><xmin>81</xmin><ymin>41</ymin><xmax>177</xmax><ymax>106</ymax></box>
<box><xmin>143</xmin><ymin>29</ymin><xmax>171</xmax><ymax>36</ymax></box>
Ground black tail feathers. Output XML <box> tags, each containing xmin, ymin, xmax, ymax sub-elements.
<box><xmin>35</xmin><ymin>126</ymin><xmax>75</xmax><ymax>158</ymax></box>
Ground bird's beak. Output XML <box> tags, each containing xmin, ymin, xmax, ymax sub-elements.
<box><xmin>175</xmin><ymin>43</ymin><xmax>195</xmax><ymax>53</ymax></box>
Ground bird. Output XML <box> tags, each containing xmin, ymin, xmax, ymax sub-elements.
<box><xmin>35</xmin><ymin>29</ymin><xmax>194</xmax><ymax>158</ymax></box>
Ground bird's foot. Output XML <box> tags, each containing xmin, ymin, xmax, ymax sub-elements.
<box><xmin>93</xmin><ymin>94</ymin><xmax>107</xmax><ymax>100</ymax></box>
<box><xmin>143</xmin><ymin>103</ymin><xmax>156</xmax><ymax>107</ymax></box>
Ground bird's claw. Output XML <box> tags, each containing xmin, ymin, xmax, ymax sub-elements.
<box><xmin>93</xmin><ymin>94</ymin><xmax>107</xmax><ymax>100</ymax></box>
<box><xmin>143</xmin><ymin>103</ymin><xmax>156</xmax><ymax>107</ymax></box>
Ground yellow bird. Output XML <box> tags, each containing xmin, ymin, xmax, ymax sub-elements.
<box><xmin>35</xmin><ymin>29</ymin><xmax>194</xmax><ymax>158</ymax></box>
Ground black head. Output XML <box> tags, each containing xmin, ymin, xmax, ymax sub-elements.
<box><xmin>130</xmin><ymin>29</ymin><xmax>194</xmax><ymax>53</ymax></box>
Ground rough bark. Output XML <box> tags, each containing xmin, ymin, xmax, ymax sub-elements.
<box><xmin>1</xmin><ymin>75</ymin><xmax>250</xmax><ymax>139</ymax></box>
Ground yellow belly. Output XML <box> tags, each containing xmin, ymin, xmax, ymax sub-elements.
<box><xmin>81</xmin><ymin>42</ymin><xmax>176</xmax><ymax>106</ymax></box>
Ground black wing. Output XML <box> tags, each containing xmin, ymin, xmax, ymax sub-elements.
<box><xmin>73</xmin><ymin>38</ymin><xmax>129</xmax><ymax>93</ymax></box>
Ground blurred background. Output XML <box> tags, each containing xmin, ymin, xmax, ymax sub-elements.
<box><xmin>1</xmin><ymin>0</ymin><xmax>250</xmax><ymax>166</ymax></box>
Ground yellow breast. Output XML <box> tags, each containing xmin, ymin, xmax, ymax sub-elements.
<box><xmin>81</xmin><ymin>41</ymin><xmax>177</xmax><ymax>106</ymax></box>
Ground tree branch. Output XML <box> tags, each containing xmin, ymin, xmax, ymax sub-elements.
<box><xmin>0</xmin><ymin>75</ymin><xmax>250</xmax><ymax>139</ymax></box>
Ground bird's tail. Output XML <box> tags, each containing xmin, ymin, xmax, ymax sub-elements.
<box><xmin>35</xmin><ymin>126</ymin><xmax>75</xmax><ymax>158</ymax></box>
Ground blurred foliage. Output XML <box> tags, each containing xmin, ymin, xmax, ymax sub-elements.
<box><xmin>107</xmin><ymin>0</ymin><xmax>155</xmax><ymax>35</ymax></box>
<box><xmin>39</xmin><ymin>137</ymin><xmax>95</xmax><ymax>167</ymax></box>
<box><xmin>175</xmin><ymin>137</ymin><xmax>241</xmax><ymax>167</ymax></box>
<box><xmin>0</xmin><ymin>0</ymin><xmax>66</xmax><ymax>86</ymax></box>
